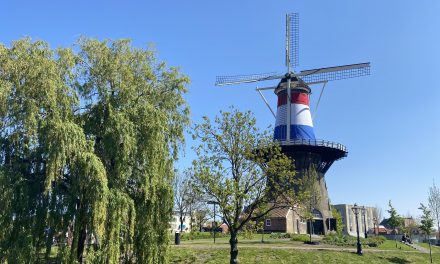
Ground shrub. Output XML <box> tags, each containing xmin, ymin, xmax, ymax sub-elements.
<box><xmin>238</xmin><ymin>229</ymin><xmax>255</xmax><ymax>240</ymax></box>
<box><xmin>179</xmin><ymin>231</ymin><xmax>227</xmax><ymax>241</ymax></box>
<box><xmin>269</xmin><ymin>233</ymin><xmax>291</xmax><ymax>239</ymax></box>
<box><xmin>365</xmin><ymin>236</ymin><xmax>386</xmax><ymax>247</ymax></box>
<box><xmin>322</xmin><ymin>234</ymin><xmax>386</xmax><ymax>247</ymax></box>
<box><xmin>322</xmin><ymin>233</ymin><xmax>356</xmax><ymax>246</ymax></box>
<box><xmin>290</xmin><ymin>234</ymin><xmax>310</xmax><ymax>242</ymax></box>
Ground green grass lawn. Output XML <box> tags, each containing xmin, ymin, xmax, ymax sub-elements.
<box><xmin>170</xmin><ymin>238</ymin><xmax>436</xmax><ymax>263</ymax></box>
<box><xmin>180</xmin><ymin>237</ymin><xmax>416</xmax><ymax>251</ymax></box>
<box><xmin>36</xmin><ymin>238</ymin><xmax>435</xmax><ymax>264</ymax></box>
<box><xmin>169</xmin><ymin>247</ymin><xmax>438</xmax><ymax>264</ymax></box>
<box><xmin>376</xmin><ymin>240</ymin><xmax>415</xmax><ymax>251</ymax></box>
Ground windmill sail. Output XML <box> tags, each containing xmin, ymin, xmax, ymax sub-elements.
<box><xmin>286</xmin><ymin>13</ymin><xmax>299</xmax><ymax>68</ymax></box>
<box><xmin>299</xmin><ymin>63</ymin><xmax>370</xmax><ymax>83</ymax></box>
<box><xmin>215</xmin><ymin>72</ymin><xmax>283</xmax><ymax>86</ymax></box>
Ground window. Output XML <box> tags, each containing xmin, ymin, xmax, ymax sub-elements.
<box><xmin>265</xmin><ymin>219</ymin><xmax>271</xmax><ymax>226</ymax></box>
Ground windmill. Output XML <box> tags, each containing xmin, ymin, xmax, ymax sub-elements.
<box><xmin>215</xmin><ymin>13</ymin><xmax>370</xmax><ymax>235</ymax></box>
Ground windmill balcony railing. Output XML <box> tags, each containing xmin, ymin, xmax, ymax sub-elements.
<box><xmin>277</xmin><ymin>138</ymin><xmax>347</xmax><ymax>152</ymax></box>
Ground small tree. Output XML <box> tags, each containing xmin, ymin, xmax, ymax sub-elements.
<box><xmin>387</xmin><ymin>200</ymin><xmax>403</xmax><ymax>248</ymax></box>
<box><xmin>331</xmin><ymin>206</ymin><xmax>344</xmax><ymax>234</ymax></box>
<box><xmin>299</xmin><ymin>166</ymin><xmax>320</xmax><ymax>243</ymax></box>
<box><xmin>173</xmin><ymin>171</ymin><xmax>191</xmax><ymax>233</ymax></box>
<box><xmin>373</xmin><ymin>205</ymin><xmax>383</xmax><ymax>235</ymax></box>
<box><xmin>419</xmin><ymin>203</ymin><xmax>434</xmax><ymax>263</ymax></box>
<box><xmin>373</xmin><ymin>205</ymin><xmax>383</xmax><ymax>222</ymax></box>
<box><xmin>428</xmin><ymin>181</ymin><xmax>440</xmax><ymax>240</ymax></box>
<box><xmin>256</xmin><ymin>219</ymin><xmax>265</xmax><ymax>243</ymax></box>
<box><xmin>186</xmin><ymin>178</ymin><xmax>205</xmax><ymax>232</ymax></box>
<box><xmin>403</xmin><ymin>217</ymin><xmax>418</xmax><ymax>239</ymax></box>
<box><xmin>191</xmin><ymin>108</ymin><xmax>297</xmax><ymax>264</ymax></box>
<box><xmin>194</xmin><ymin>208</ymin><xmax>210</xmax><ymax>232</ymax></box>
<box><xmin>186</xmin><ymin>173</ymin><xmax>212</xmax><ymax>232</ymax></box>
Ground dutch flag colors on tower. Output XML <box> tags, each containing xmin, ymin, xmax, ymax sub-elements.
<box><xmin>274</xmin><ymin>90</ymin><xmax>316</xmax><ymax>141</ymax></box>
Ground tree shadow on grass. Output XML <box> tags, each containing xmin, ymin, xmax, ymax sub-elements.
<box><xmin>349</xmin><ymin>253</ymin><xmax>411</xmax><ymax>264</ymax></box>
<box><xmin>382</xmin><ymin>257</ymin><xmax>411</xmax><ymax>264</ymax></box>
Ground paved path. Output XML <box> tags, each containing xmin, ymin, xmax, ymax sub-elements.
<box><xmin>407</xmin><ymin>243</ymin><xmax>430</xmax><ymax>253</ymax></box>
<box><xmin>173</xmin><ymin>243</ymin><xmax>421</xmax><ymax>254</ymax></box>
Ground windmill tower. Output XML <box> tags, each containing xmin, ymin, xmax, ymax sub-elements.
<box><xmin>215</xmin><ymin>13</ymin><xmax>370</xmax><ymax>235</ymax></box>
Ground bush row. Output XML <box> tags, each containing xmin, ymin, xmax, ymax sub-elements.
<box><xmin>290</xmin><ymin>234</ymin><xmax>311</xmax><ymax>242</ymax></box>
<box><xmin>178</xmin><ymin>231</ymin><xmax>386</xmax><ymax>247</ymax></box>
<box><xmin>178</xmin><ymin>232</ymin><xmax>228</xmax><ymax>241</ymax></box>
<box><xmin>179</xmin><ymin>231</ymin><xmax>306</xmax><ymax>241</ymax></box>
<box><xmin>269</xmin><ymin>232</ymin><xmax>291</xmax><ymax>239</ymax></box>
<box><xmin>268</xmin><ymin>233</ymin><xmax>310</xmax><ymax>242</ymax></box>
<box><xmin>322</xmin><ymin>234</ymin><xmax>386</xmax><ymax>247</ymax></box>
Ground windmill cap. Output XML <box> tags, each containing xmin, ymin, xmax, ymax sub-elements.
<box><xmin>275</xmin><ymin>76</ymin><xmax>311</xmax><ymax>95</ymax></box>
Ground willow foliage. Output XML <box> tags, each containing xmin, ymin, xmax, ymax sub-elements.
<box><xmin>0</xmin><ymin>38</ymin><xmax>189</xmax><ymax>263</ymax></box>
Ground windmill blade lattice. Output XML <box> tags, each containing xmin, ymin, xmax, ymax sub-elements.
<box><xmin>299</xmin><ymin>63</ymin><xmax>370</xmax><ymax>83</ymax></box>
<box><xmin>215</xmin><ymin>72</ymin><xmax>283</xmax><ymax>86</ymax></box>
<box><xmin>287</xmin><ymin>13</ymin><xmax>299</xmax><ymax>68</ymax></box>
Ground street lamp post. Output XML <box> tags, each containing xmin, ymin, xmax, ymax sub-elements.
<box><xmin>362</xmin><ymin>206</ymin><xmax>368</xmax><ymax>238</ymax></box>
<box><xmin>351</xmin><ymin>203</ymin><xmax>363</xmax><ymax>255</ymax></box>
<box><xmin>207</xmin><ymin>201</ymin><xmax>218</xmax><ymax>244</ymax></box>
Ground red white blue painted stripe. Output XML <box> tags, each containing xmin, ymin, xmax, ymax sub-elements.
<box><xmin>274</xmin><ymin>91</ymin><xmax>316</xmax><ymax>141</ymax></box>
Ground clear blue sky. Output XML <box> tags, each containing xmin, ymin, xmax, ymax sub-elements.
<box><xmin>2</xmin><ymin>0</ymin><xmax>440</xmax><ymax>219</ymax></box>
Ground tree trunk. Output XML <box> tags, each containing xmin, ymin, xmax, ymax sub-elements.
<box><xmin>44</xmin><ymin>227</ymin><xmax>54</xmax><ymax>262</ymax></box>
<box><xmin>438</xmin><ymin>223</ymin><xmax>440</xmax><ymax>240</ymax></box>
<box><xmin>229</xmin><ymin>231</ymin><xmax>239</xmax><ymax>264</ymax></box>
<box><xmin>429</xmin><ymin>239</ymin><xmax>433</xmax><ymax>263</ymax></box>
<box><xmin>189</xmin><ymin>208</ymin><xmax>193</xmax><ymax>232</ymax></box>
<box><xmin>77</xmin><ymin>227</ymin><xmax>87</xmax><ymax>263</ymax></box>
<box><xmin>180</xmin><ymin>216</ymin><xmax>184</xmax><ymax>233</ymax></box>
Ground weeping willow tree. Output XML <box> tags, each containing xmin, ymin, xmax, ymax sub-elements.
<box><xmin>0</xmin><ymin>38</ymin><xmax>189</xmax><ymax>263</ymax></box>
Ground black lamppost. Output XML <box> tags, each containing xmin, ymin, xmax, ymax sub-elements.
<box><xmin>351</xmin><ymin>203</ymin><xmax>363</xmax><ymax>255</ymax></box>
<box><xmin>362</xmin><ymin>206</ymin><xmax>368</xmax><ymax>238</ymax></box>
<box><xmin>207</xmin><ymin>201</ymin><xmax>218</xmax><ymax>244</ymax></box>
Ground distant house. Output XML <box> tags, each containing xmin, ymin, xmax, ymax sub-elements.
<box><xmin>373</xmin><ymin>225</ymin><xmax>389</xmax><ymax>235</ymax></box>
<box><xmin>263</xmin><ymin>207</ymin><xmax>308</xmax><ymax>234</ymax></box>
<box><xmin>260</xmin><ymin>204</ymin><xmax>382</xmax><ymax>237</ymax></box>
<box><xmin>205</xmin><ymin>221</ymin><xmax>228</xmax><ymax>233</ymax></box>
<box><xmin>380</xmin><ymin>217</ymin><xmax>420</xmax><ymax>236</ymax></box>
<box><xmin>219</xmin><ymin>223</ymin><xmax>229</xmax><ymax>233</ymax></box>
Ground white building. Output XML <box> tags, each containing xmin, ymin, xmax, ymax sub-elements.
<box><xmin>169</xmin><ymin>211</ymin><xmax>192</xmax><ymax>233</ymax></box>
<box><xmin>333</xmin><ymin>204</ymin><xmax>376</xmax><ymax>237</ymax></box>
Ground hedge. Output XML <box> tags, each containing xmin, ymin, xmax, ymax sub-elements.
<box><xmin>322</xmin><ymin>233</ymin><xmax>386</xmax><ymax>247</ymax></box>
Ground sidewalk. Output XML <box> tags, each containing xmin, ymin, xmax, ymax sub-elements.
<box><xmin>406</xmin><ymin>243</ymin><xmax>430</xmax><ymax>253</ymax></box>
